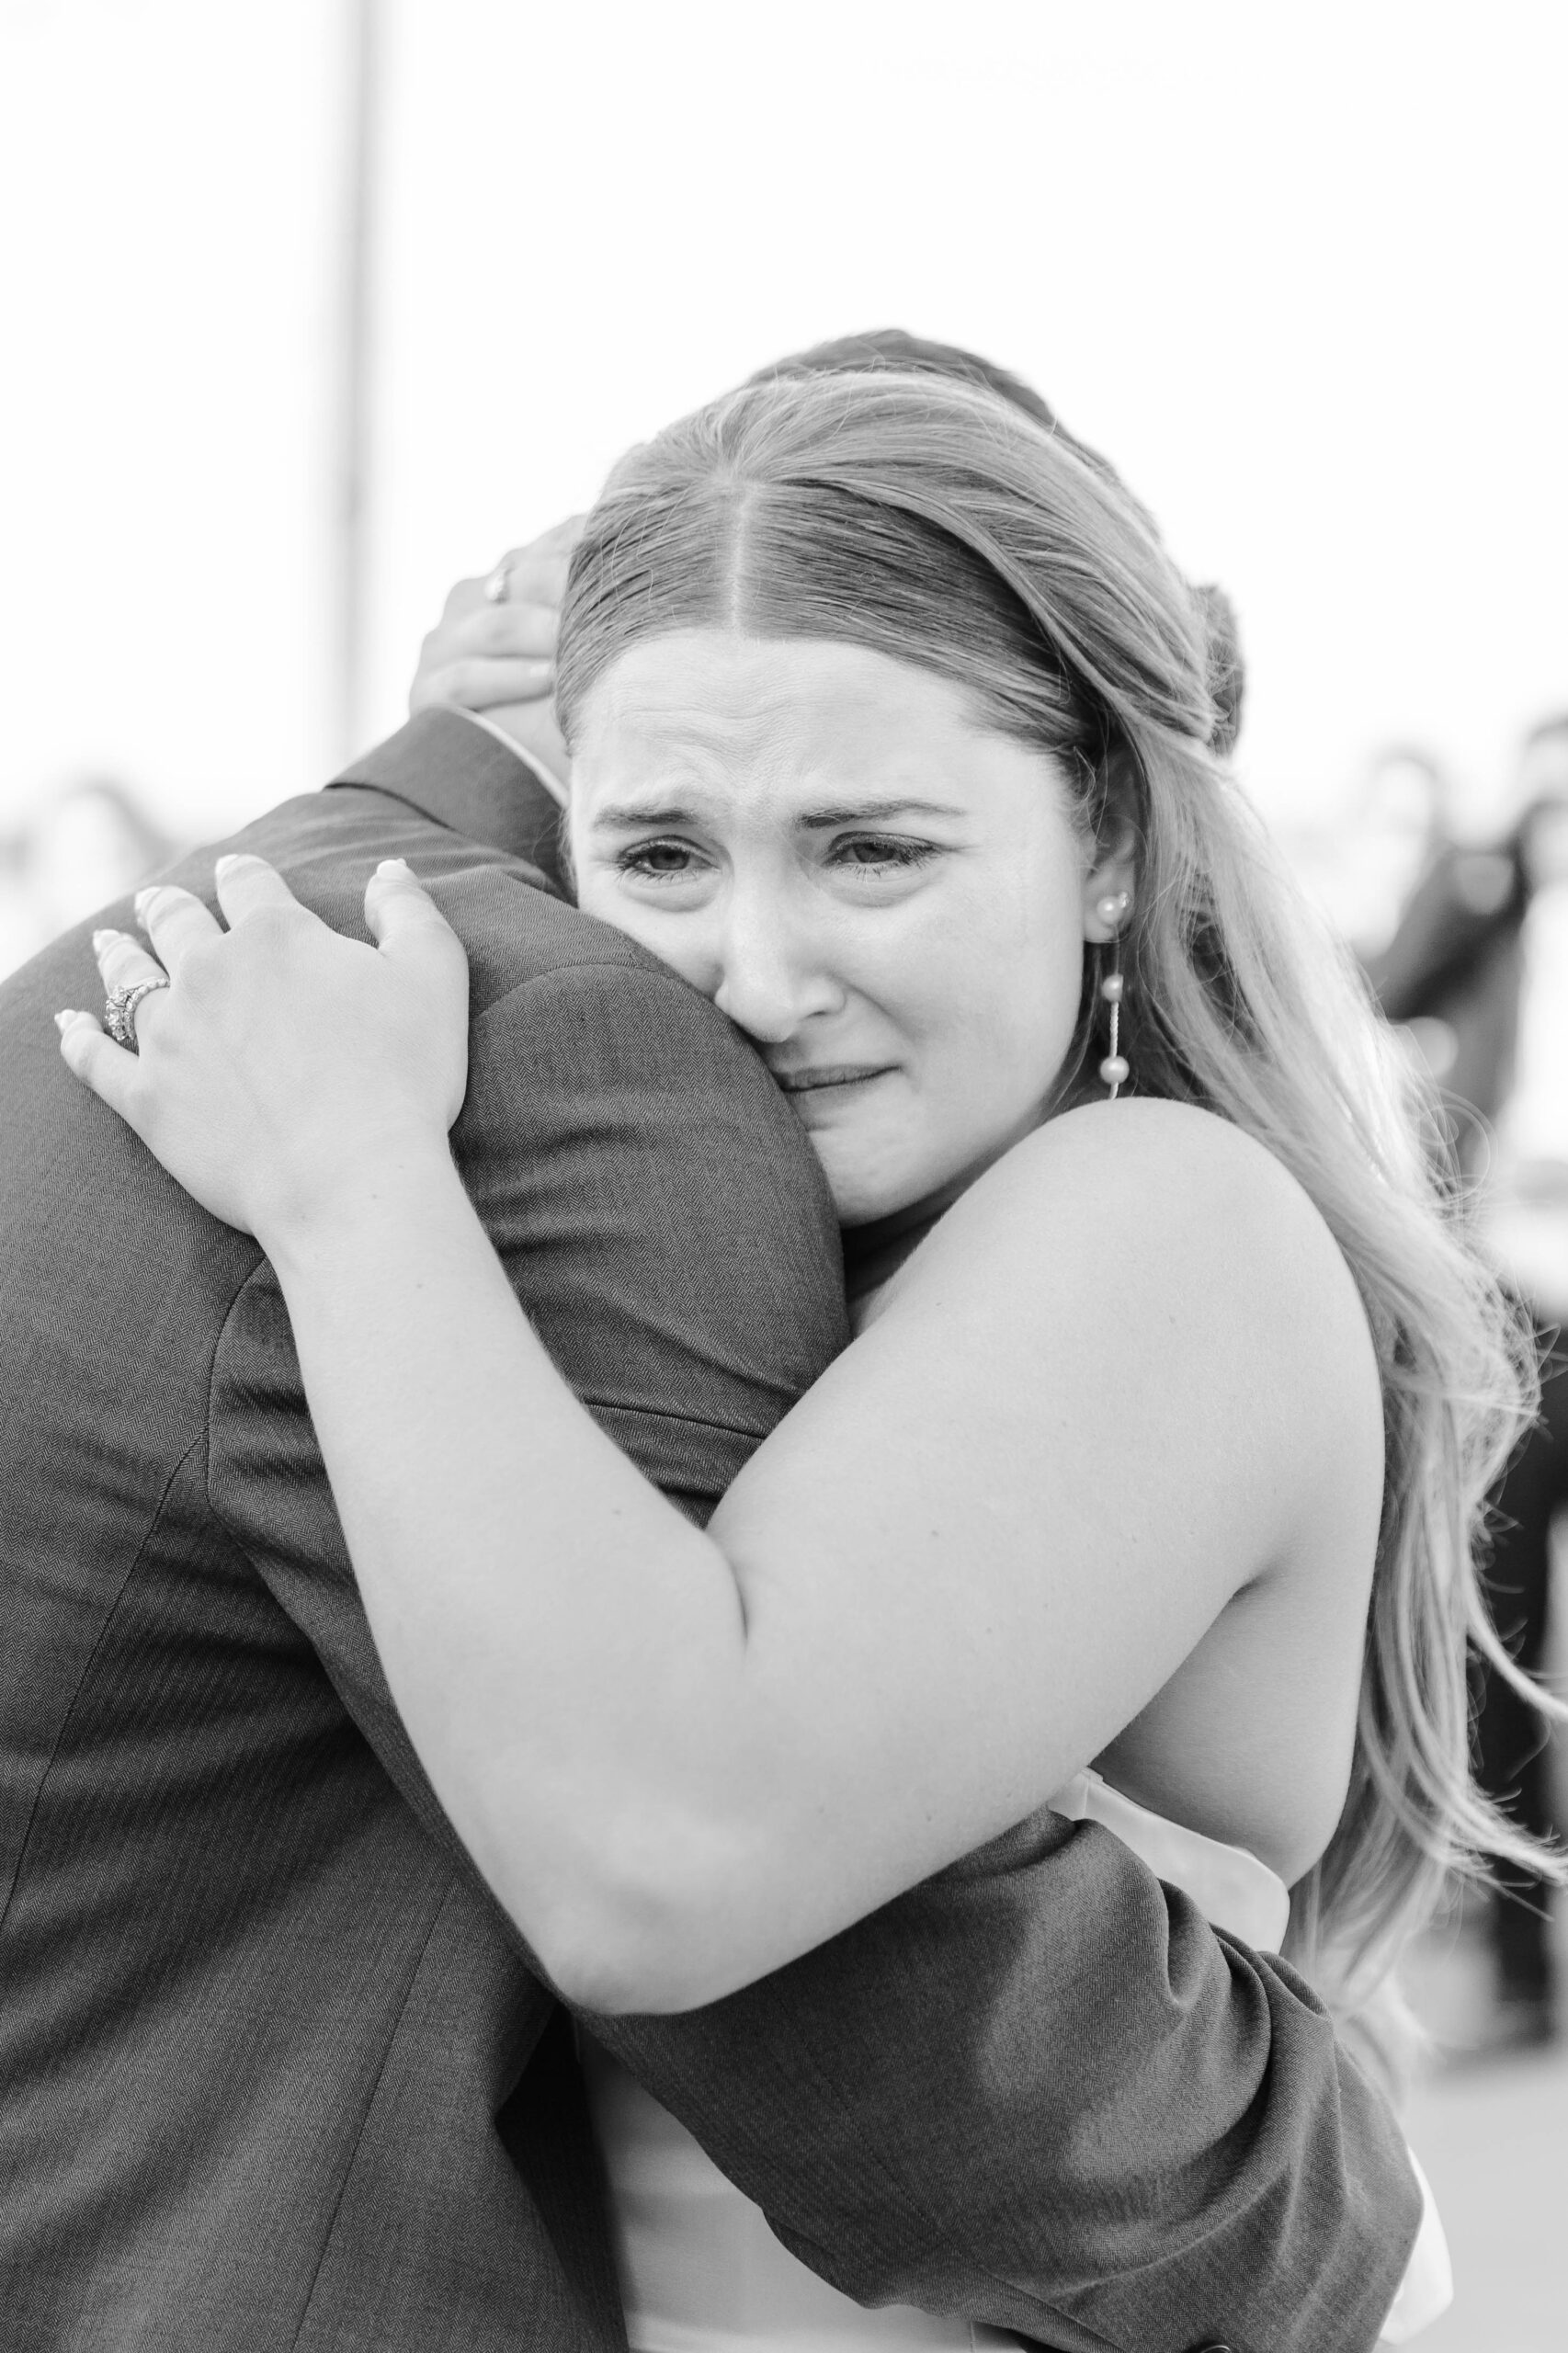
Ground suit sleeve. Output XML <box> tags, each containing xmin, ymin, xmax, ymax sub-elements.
<box><xmin>210</xmin><ymin>952</ymin><xmax>1419</xmax><ymax>2353</ymax></box>
<box><xmin>207</xmin><ymin>950</ymin><xmax>848</xmax><ymax>1845</ymax></box>
<box><xmin>599</xmin><ymin>1814</ymin><xmax>1422</xmax><ymax>2353</ymax></box>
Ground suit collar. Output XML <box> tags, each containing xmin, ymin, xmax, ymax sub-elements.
<box><xmin>329</xmin><ymin>710</ymin><xmax>569</xmax><ymax>892</ymax></box>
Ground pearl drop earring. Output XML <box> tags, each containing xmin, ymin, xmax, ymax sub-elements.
<box><xmin>1096</xmin><ymin>892</ymin><xmax>1131</xmax><ymax>1099</ymax></box>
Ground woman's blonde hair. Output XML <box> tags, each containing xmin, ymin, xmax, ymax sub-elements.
<box><xmin>555</xmin><ymin>369</ymin><xmax>1563</xmax><ymax>2052</ymax></box>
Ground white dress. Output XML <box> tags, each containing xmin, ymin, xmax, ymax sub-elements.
<box><xmin>580</xmin><ymin>1769</ymin><xmax>1451</xmax><ymax>2350</ymax></box>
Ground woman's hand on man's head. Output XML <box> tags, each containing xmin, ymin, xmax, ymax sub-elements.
<box><xmin>410</xmin><ymin>516</ymin><xmax>584</xmax><ymax>792</ymax></box>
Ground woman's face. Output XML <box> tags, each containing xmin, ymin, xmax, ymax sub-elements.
<box><xmin>568</xmin><ymin>630</ymin><xmax>1121</xmax><ymax>1225</ymax></box>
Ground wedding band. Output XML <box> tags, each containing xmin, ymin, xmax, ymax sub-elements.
<box><xmin>104</xmin><ymin>975</ymin><xmax>170</xmax><ymax>1053</ymax></box>
<box><xmin>483</xmin><ymin>557</ymin><xmax>512</xmax><ymax>605</ymax></box>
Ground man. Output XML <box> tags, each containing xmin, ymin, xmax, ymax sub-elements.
<box><xmin>1</xmin><ymin>339</ymin><xmax>1422</xmax><ymax>2353</ymax></box>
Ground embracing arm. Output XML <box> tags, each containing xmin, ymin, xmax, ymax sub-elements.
<box><xmin>62</xmin><ymin>857</ymin><xmax>1420</xmax><ymax>2349</ymax></box>
<box><xmin>263</xmin><ymin>1107</ymin><xmax>1310</xmax><ymax>2013</ymax></box>
<box><xmin>197</xmin><ymin>861</ymin><xmax>848</xmax><ymax>1870</ymax></box>
<box><xmin>209</xmin><ymin>1076</ymin><xmax>1424</xmax><ymax>2349</ymax></box>
<box><xmin>66</xmin><ymin>862</ymin><xmax>1377</xmax><ymax>2015</ymax></box>
<box><xmin>604</xmin><ymin>1815</ymin><xmax>1424</xmax><ymax>2353</ymax></box>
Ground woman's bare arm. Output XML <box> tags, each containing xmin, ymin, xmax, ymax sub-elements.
<box><xmin>63</xmin><ymin>863</ymin><xmax>1382</xmax><ymax>2011</ymax></box>
<box><xmin>263</xmin><ymin>1108</ymin><xmax>1373</xmax><ymax>2012</ymax></box>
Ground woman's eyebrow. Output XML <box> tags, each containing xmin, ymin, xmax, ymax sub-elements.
<box><xmin>590</xmin><ymin>800</ymin><xmax>706</xmax><ymax>830</ymax></box>
<box><xmin>796</xmin><ymin>798</ymin><xmax>966</xmax><ymax>828</ymax></box>
<box><xmin>590</xmin><ymin>795</ymin><xmax>966</xmax><ymax>831</ymax></box>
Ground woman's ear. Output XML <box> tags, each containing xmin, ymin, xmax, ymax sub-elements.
<box><xmin>1081</xmin><ymin>750</ymin><xmax>1141</xmax><ymax>942</ymax></box>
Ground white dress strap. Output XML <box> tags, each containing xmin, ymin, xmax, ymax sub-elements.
<box><xmin>1048</xmin><ymin>1768</ymin><xmax>1292</xmax><ymax>1949</ymax></box>
<box><xmin>1046</xmin><ymin>1772</ymin><xmax>1449</xmax><ymax>2344</ymax></box>
<box><xmin>1376</xmin><ymin>2152</ymin><xmax>1453</xmax><ymax>2344</ymax></box>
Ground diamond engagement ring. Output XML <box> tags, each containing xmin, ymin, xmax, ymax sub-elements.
<box><xmin>104</xmin><ymin>976</ymin><xmax>170</xmax><ymax>1052</ymax></box>
<box><xmin>483</xmin><ymin>556</ymin><xmax>513</xmax><ymax>604</ymax></box>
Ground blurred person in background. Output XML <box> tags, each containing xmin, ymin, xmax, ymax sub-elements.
<box><xmin>1350</xmin><ymin>748</ymin><xmax>1455</xmax><ymax>962</ymax></box>
<box><xmin>1290</xmin><ymin>746</ymin><xmax>1455</xmax><ymax>970</ymax></box>
<box><xmin>0</xmin><ymin>828</ymin><xmax>36</xmax><ymax>980</ymax></box>
<box><xmin>1372</xmin><ymin>712</ymin><xmax>1568</xmax><ymax>2052</ymax></box>
<box><xmin>0</xmin><ymin>776</ymin><xmax>174</xmax><ymax>982</ymax></box>
<box><xmin>30</xmin><ymin>776</ymin><xmax>175</xmax><ymax>938</ymax></box>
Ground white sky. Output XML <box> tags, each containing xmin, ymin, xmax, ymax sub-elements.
<box><xmin>4</xmin><ymin>0</ymin><xmax>1565</xmax><ymax>842</ymax></box>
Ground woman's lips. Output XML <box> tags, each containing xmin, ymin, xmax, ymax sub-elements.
<box><xmin>771</xmin><ymin>1064</ymin><xmax>894</xmax><ymax>1097</ymax></box>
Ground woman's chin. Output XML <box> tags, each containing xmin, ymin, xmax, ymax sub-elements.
<box><xmin>814</xmin><ymin>1120</ymin><xmax>1035</xmax><ymax>1233</ymax></box>
<box><xmin>808</xmin><ymin>1132</ymin><xmax>936</xmax><ymax>1231</ymax></box>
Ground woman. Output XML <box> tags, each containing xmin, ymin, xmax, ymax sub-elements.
<box><xmin>60</xmin><ymin>370</ymin><xmax>1558</xmax><ymax>2344</ymax></box>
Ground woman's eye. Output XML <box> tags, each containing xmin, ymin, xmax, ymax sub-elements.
<box><xmin>618</xmin><ymin>840</ymin><xmax>704</xmax><ymax>881</ymax></box>
<box><xmin>834</xmin><ymin>836</ymin><xmax>938</xmax><ymax>873</ymax></box>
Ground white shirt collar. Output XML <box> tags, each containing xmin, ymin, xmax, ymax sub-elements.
<box><xmin>449</xmin><ymin>706</ymin><xmax>569</xmax><ymax>807</ymax></box>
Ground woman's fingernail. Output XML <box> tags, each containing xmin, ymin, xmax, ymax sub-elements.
<box><xmin>214</xmin><ymin>853</ymin><xmax>244</xmax><ymax>877</ymax></box>
<box><xmin>91</xmin><ymin>928</ymin><xmax>118</xmax><ymax>952</ymax></box>
<box><xmin>376</xmin><ymin>858</ymin><xmax>412</xmax><ymax>878</ymax></box>
<box><xmin>133</xmin><ymin>888</ymin><xmax>157</xmax><ymax>920</ymax></box>
<box><xmin>54</xmin><ymin>1010</ymin><xmax>76</xmax><ymax>1032</ymax></box>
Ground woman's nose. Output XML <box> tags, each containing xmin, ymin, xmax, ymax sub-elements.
<box><xmin>710</xmin><ymin>904</ymin><xmax>841</xmax><ymax>1043</ymax></box>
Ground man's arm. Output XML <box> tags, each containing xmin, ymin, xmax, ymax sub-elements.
<box><xmin>209</xmin><ymin>911</ymin><xmax>848</xmax><ymax>1845</ymax></box>
<box><xmin>599</xmin><ymin>1816</ymin><xmax>1419</xmax><ymax>2353</ymax></box>
<box><xmin>211</xmin><ymin>887</ymin><xmax>1417</xmax><ymax>2353</ymax></box>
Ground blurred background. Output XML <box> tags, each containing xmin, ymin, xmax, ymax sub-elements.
<box><xmin>3</xmin><ymin>2</ymin><xmax>1564</xmax><ymax>2343</ymax></box>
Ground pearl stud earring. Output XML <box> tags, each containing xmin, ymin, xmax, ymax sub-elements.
<box><xmin>1095</xmin><ymin>892</ymin><xmax>1132</xmax><ymax>1099</ymax></box>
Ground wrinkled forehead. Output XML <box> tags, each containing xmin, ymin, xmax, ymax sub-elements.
<box><xmin>568</xmin><ymin>629</ymin><xmax>1059</xmax><ymax>835</ymax></box>
<box><xmin>577</xmin><ymin>629</ymin><xmax>950</xmax><ymax>750</ymax></box>
<box><xmin>573</xmin><ymin>625</ymin><xmax>1070</xmax><ymax>776</ymax></box>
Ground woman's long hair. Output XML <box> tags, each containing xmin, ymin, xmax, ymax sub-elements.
<box><xmin>554</xmin><ymin>369</ymin><xmax>1563</xmax><ymax>2054</ymax></box>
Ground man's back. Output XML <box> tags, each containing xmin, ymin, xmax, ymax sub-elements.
<box><xmin>1</xmin><ymin>715</ymin><xmax>1428</xmax><ymax>2353</ymax></box>
<box><xmin>0</xmin><ymin>722</ymin><xmax>847</xmax><ymax>2347</ymax></box>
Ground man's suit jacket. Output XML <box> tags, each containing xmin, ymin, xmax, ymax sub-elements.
<box><xmin>0</xmin><ymin>713</ymin><xmax>1421</xmax><ymax>2353</ymax></box>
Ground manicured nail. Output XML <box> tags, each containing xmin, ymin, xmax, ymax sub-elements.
<box><xmin>375</xmin><ymin>858</ymin><xmax>412</xmax><ymax>878</ymax></box>
<box><xmin>92</xmin><ymin>928</ymin><xmax>119</xmax><ymax>952</ymax></box>
<box><xmin>54</xmin><ymin>1009</ymin><xmax>74</xmax><ymax>1032</ymax></box>
<box><xmin>133</xmin><ymin>888</ymin><xmax>157</xmax><ymax>919</ymax></box>
<box><xmin>214</xmin><ymin>853</ymin><xmax>244</xmax><ymax>877</ymax></box>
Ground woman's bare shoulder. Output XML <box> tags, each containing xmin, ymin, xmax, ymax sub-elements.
<box><xmin>888</xmin><ymin>1097</ymin><xmax>1377</xmax><ymax>1409</ymax></box>
<box><xmin>1012</xmin><ymin>1094</ymin><xmax>1330</xmax><ymax>1219</ymax></box>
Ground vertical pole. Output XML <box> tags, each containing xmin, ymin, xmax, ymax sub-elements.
<box><xmin>336</xmin><ymin>0</ymin><xmax>381</xmax><ymax>762</ymax></box>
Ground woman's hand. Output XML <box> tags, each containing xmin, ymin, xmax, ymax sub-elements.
<box><xmin>410</xmin><ymin>517</ymin><xmax>584</xmax><ymax>790</ymax></box>
<box><xmin>57</xmin><ymin>855</ymin><xmax>470</xmax><ymax>1246</ymax></box>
